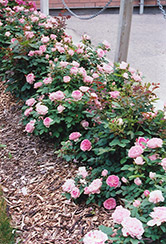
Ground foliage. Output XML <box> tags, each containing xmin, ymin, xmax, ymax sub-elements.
<box><xmin>0</xmin><ymin>188</ymin><xmax>15</xmax><ymax>244</ymax></box>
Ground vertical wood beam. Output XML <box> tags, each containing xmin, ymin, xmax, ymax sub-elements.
<box><xmin>40</xmin><ymin>0</ymin><xmax>49</xmax><ymax>15</ymax></box>
<box><xmin>114</xmin><ymin>0</ymin><xmax>133</xmax><ymax>63</ymax></box>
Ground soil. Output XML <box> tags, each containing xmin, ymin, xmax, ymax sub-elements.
<box><xmin>0</xmin><ymin>82</ymin><xmax>113</xmax><ymax>244</ymax></box>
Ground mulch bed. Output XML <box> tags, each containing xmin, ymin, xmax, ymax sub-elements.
<box><xmin>0</xmin><ymin>81</ymin><xmax>113</xmax><ymax>244</ymax></box>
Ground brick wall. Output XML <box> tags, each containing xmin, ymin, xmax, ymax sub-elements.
<box><xmin>33</xmin><ymin>0</ymin><xmax>165</xmax><ymax>9</ymax></box>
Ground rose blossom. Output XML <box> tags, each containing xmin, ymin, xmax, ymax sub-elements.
<box><xmin>57</xmin><ymin>104</ymin><xmax>65</xmax><ymax>113</ymax></box>
<box><xmin>121</xmin><ymin>177</ymin><xmax>128</xmax><ymax>183</ymax></box>
<box><xmin>71</xmin><ymin>90</ymin><xmax>83</xmax><ymax>101</ymax></box>
<box><xmin>63</xmin><ymin>76</ymin><xmax>71</xmax><ymax>83</ymax></box>
<box><xmin>144</xmin><ymin>190</ymin><xmax>150</xmax><ymax>197</ymax></box>
<box><xmin>133</xmin><ymin>200</ymin><xmax>141</xmax><ymax>207</ymax></box>
<box><xmin>147</xmin><ymin>138</ymin><xmax>163</xmax><ymax>149</ymax></box>
<box><xmin>109</xmin><ymin>91</ymin><xmax>120</xmax><ymax>99</ymax></box>
<box><xmin>106</xmin><ymin>175</ymin><xmax>120</xmax><ymax>188</ymax></box>
<box><xmin>24</xmin><ymin>107</ymin><xmax>33</xmax><ymax>116</ymax></box>
<box><xmin>81</xmin><ymin>120</ymin><xmax>89</xmax><ymax>129</ymax></box>
<box><xmin>161</xmin><ymin>158</ymin><xmax>166</xmax><ymax>171</ymax></box>
<box><xmin>80</xmin><ymin>139</ymin><xmax>92</xmax><ymax>151</ymax></box>
<box><xmin>83</xmin><ymin>230</ymin><xmax>108</xmax><ymax>244</ymax></box>
<box><xmin>119</xmin><ymin>61</ymin><xmax>128</xmax><ymax>69</ymax></box>
<box><xmin>69</xmin><ymin>132</ymin><xmax>81</xmax><ymax>141</ymax></box>
<box><xmin>149</xmin><ymin>172</ymin><xmax>156</xmax><ymax>179</ymax></box>
<box><xmin>36</xmin><ymin>104</ymin><xmax>48</xmax><ymax>115</ymax></box>
<box><xmin>134</xmin><ymin>177</ymin><xmax>142</xmax><ymax>186</ymax></box>
<box><xmin>112</xmin><ymin>205</ymin><xmax>130</xmax><ymax>224</ymax></box>
<box><xmin>83</xmin><ymin>75</ymin><xmax>93</xmax><ymax>84</ymax></box>
<box><xmin>43</xmin><ymin>117</ymin><xmax>53</xmax><ymax>128</ymax></box>
<box><xmin>97</xmin><ymin>48</ymin><xmax>105</xmax><ymax>58</ymax></box>
<box><xmin>62</xmin><ymin>179</ymin><xmax>75</xmax><ymax>193</ymax></box>
<box><xmin>26</xmin><ymin>73</ymin><xmax>35</xmax><ymax>84</ymax></box>
<box><xmin>101</xmin><ymin>169</ymin><xmax>108</xmax><ymax>177</ymax></box>
<box><xmin>49</xmin><ymin>91</ymin><xmax>65</xmax><ymax>101</ymax></box>
<box><xmin>128</xmin><ymin>145</ymin><xmax>143</xmax><ymax>158</ymax></box>
<box><xmin>71</xmin><ymin>187</ymin><xmax>80</xmax><ymax>199</ymax></box>
<box><xmin>77</xmin><ymin>167</ymin><xmax>88</xmax><ymax>178</ymax></box>
<box><xmin>147</xmin><ymin>207</ymin><xmax>166</xmax><ymax>226</ymax></box>
<box><xmin>149</xmin><ymin>190</ymin><xmax>164</xmax><ymax>204</ymax></box>
<box><xmin>135</xmin><ymin>137</ymin><xmax>149</xmax><ymax>148</ymax></box>
<box><xmin>41</xmin><ymin>36</ymin><xmax>49</xmax><ymax>43</ymax></box>
<box><xmin>84</xmin><ymin>179</ymin><xmax>102</xmax><ymax>194</ymax></box>
<box><xmin>121</xmin><ymin>217</ymin><xmax>144</xmax><ymax>239</ymax></box>
<box><xmin>43</xmin><ymin>77</ymin><xmax>52</xmax><ymax>84</ymax></box>
<box><xmin>25</xmin><ymin>120</ymin><xmax>35</xmax><ymax>133</ymax></box>
<box><xmin>79</xmin><ymin>86</ymin><xmax>90</xmax><ymax>92</ymax></box>
<box><xmin>149</xmin><ymin>154</ymin><xmax>158</xmax><ymax>161</ymax></box>
<box><xmin>134</xmin><ymin>156</ymin><xmax>145</xmax><ymax>165</ymax></box>
<box><xmin>103</xmin><ymin>198</ymin><xmax>116</xmax><ymax>210</ymax></box>
<box><xmin>34</xmin><ymin>82</ymin><xmax>43</xmax><ymax>89</ymax></box>
<box><xmin>25</xmin><ymin>98</ymin><xmax>36</xmax><ymax>107</ymax></box>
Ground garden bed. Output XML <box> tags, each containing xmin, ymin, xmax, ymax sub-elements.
<box><xmin>0</xmin><ymin>83</ymin><xmax>113</xmax><ymax>244</ymax></box>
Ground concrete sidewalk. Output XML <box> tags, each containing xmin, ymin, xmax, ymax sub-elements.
<box><xmin>65</xmin><ymin>13</ymin><xmax>166</xmax><ymax>108</ymax></box>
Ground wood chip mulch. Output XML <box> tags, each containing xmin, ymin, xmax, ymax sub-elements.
<box><xmin>0</xmin><ymin>82</ymin><xmax>113</xmax><ymax>244</ymax></box>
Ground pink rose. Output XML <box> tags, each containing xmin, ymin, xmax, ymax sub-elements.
<box><xmin>84</xmin><ymin>179</ymin><xmax>102</xmax><ymax>194</ymax></box>
<box><xmin>149</xmin><ymin>190</ymin><xmax>164</xmax><ymax>204</ymax></box>
<box><xmin>149</xmin><ymin>154</ymin><xmax>158</xmax><ymax>161</ymax></box>
<box><xmin>149</xmin><ymin>172</ymin><xmax>156</xmax><ymax>179</ymax></box>
<box><xmin>69</xmin><ymin>132</ymin><xmax>81</xmax><ymax>141</ymax></box>
<box><xmin>77</xmin><ymin>167</ymin><xmax>88</xmax><ymax>178</ymax></box>
<box><xmin>80</xmin><ymin>139</ymin><xmax>92</xmax><ymax>151</ymax></box>
<box><xmin>39</xmin><ymin>45</ymin><xmax>47</xmax><ymax>52</ymax></box>
<box><xmin>83</xmin><ymin>75</ymin><xmax>93</xmax><ymax>84</ymax></box>
<box><xmin>101</xmin><ymin>169</ymin><xmax>108</xmax><ymax>177</ymax></box>
<box><xmin>97</xmin><ymin>48</ymin><xmax>105</xmax><ymax>58</ymax></box>
<box><xmin>81</xmin><ymin>120</ymin><xmax>89</xmax><ymax>129</ymax></box>
<box><xmin>147</xmin><ymin>207</ymin><xmax>166</xmax><ymax>226</ymax></box>
<box><xmin>121</xmin><ymin>217</ymin><xmax>144</xmax><ymax>239</ymax></box>
<box><xmin>49</xmin><ymin>91</ymin><xmax>65</xmax><ymax>101</ymax></box>
<box><xmin>41</xmin><ymin>36</ymin><xmax>49</xmax><ymax>43</ymax></box>
<box><xmin>147</xmin><ymin>138</ymin><xmax>163</xmax><ymax>148</ymax></box>
<box><xmin>43</xmin><ymin>77</ymin><xmax>52</xmax><ymax>84</ymax></box>
<box><xmin>83</xmin><ymin>230</ymin><xmax>108</xmax><ymax>244</ymax></box>
<box><xmin>161</xmin><ymin>158</ymin><xmax>166</xmax><ymax>171</ymax></box>
<box><xmin>121</xmin><ymin>177</ymin><xmax>128</xmax><ymax>183</ymax></box>
<box><xmin>134</xmin><ymin>177</ymin><xmax>142</xmax><ymax>186</ymax></box>
<box><xmin>144</xmin><ymin>190</ymin><xmax>150</xmax><ymax>197</ymax></box>
<box><xmin>24</xmin><ymin>107</ymin><xmax>33</xmax><ymax>116</ymax></box>
<box><xmin>43</xmin><ymin>117</ymin><xmax>53</xmax><ymax>128</ymax></box>
<box><xmin>109</xmin><ymin>91</ymin><xmax>120</xmax><ymax>99</ymax></box>
<box><xmin>135</xmin><ymin>137</ymin><xmax>149</xmax><ymax>148</ymax></box>
<box><xmin>70</xmin><ymin>67</ymin><xmax>78</xmax><ymax>75</ymax></box>
<box><xmin>103</xmin><ymin>198</ymin><xmax>116</xmax><ymax>210</ymax></box>
<box><xmin>71</xmin><ymin>187</ymin><xmax>80</xmax><ymax>199</ymax></box>
<box><xmin>128</xmin><ymin>146</ymin><xmax>143</xmax><ymax>158</ymax></box>
<box><xmin>79</xmin><ymin>86</ymin><xmax>90</xmax><ymax>93</ymax></box>
<box><xmin>34</xmin><ymin>82</ymin><xmax>43</xmax><ymax>89</ymax></box>
<box><xmin>63</xmin><ymin>76</ymin><xmax>71</xmax><ymax>83</ymax></box>
<box><xmin>36</xmin><ymin>104</ymin><xmax>48</xmax><ymax>115</ymax></box>
<box><xmin>25</xmin><ymin>98</ymin><xmax>36</xmax><ymax>107</ymax></box>
<box><xmin>106</xmin><ymin>175</ymin><xmax>120</xmax><ymax>188</ymax></box>
<box><xmin>57</xmin><ymin>104</ymin><xmax>65</xmax><ymax>113</ymax></box>
<box><xmin>26</xmin><ymin>73</ymin><xmax>35</xmax><ymax>84</ymax></box>
<box><xmin>102</xmin><ymin>40</ymin><xmax>110</xmax><ymax>49</ymax></box>
<box><xmin>119</xmin><ymin>61</ymin><xmax>128</xmax><ymax>69</ymax></box>
<box><xmin>71</xmin><ymin>90</ymin><xmax>83</xmax><ymax>101</ymax></box>
<box><xmin>112</xmin><ymin>205</ymin><xmax>130</xmax><ymax>224</ymax></box>
<box><xmin>134</xmin><ymin>157</ymin><xmax>145</xmax><ymax>165</ymax></box>
<box><xmin>62</xmin><ymin>179</ymin><xmax>75</xmax><ymax>193</ymax></box>
<box><xmin>25</xmin><ymin>120</ymin><xmax>35</xmax><ymax>133</ymax></box>
<box><xmin>133</xmin><ymin>200</ymin><xmax>141</xmax><ymax>207</ymax></box>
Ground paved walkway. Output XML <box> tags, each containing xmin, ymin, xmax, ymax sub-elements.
<box><xmin>66</xmin><ymin>13</ymin><xmax>166</xmax><ymax>109</ymax></box>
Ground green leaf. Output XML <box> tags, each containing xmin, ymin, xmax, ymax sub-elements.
<box><xmin>98</xmin><ymin>225</ymin><xmax>113</xmax><ymax>235</ymax></box>
<box><xmin>109</xmin><ymin>138</ymin><xmax>120</xmax><ymax>147</ymax></box>
<box><xmin>0</xmin><ymin>144</ymin><xmax>7</xmax><ymax>148</ymax></box>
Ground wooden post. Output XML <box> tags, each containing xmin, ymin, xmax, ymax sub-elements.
<box><xmin>114</xmin><ymin>0</ymin><xmax>133</xmax><ymax>63</ymax></box>
<box><xmin>40</xmin><ymin>0</ymin><xmax>49</xmax><ymax>15</ymax></box>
